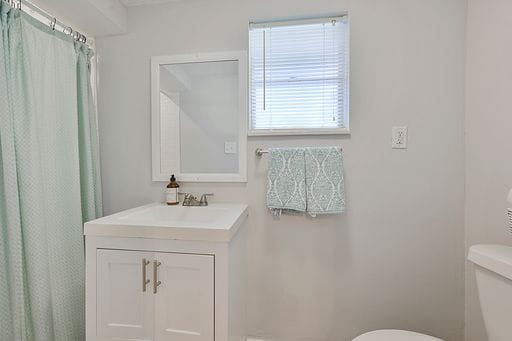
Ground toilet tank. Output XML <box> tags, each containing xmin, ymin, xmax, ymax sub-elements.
<box><xmin>468</xmin><ymin>245</ymin><xmax>512</xmax><ymax>341</ymax></box>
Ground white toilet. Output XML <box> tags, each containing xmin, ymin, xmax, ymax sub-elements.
<box><xmin>468</xmin><ymin>244</ymin><xmax>512</xmax><ymax>341</ymax></box>
<box><xmin>352</xmin><ymin>329</ymin><xmax>442</xmax><ymax>341</ymax></box>
<box><xmin>353</xmin><ymin>244</ymin><xmax>512</xmax><ymax>341</ymax></box>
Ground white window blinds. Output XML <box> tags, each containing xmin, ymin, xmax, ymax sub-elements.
<box><xmin>249</xmin><ymin>17</ymin><xmax>349</xmax><ymax>134</ymax></box>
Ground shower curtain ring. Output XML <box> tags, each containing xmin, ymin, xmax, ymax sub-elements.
<box><xmin>72</xmin><ymin>31</ymin><xmax>80</xmax><ymax>41</ymax></box>
<box><xmin>50</xmin><ymin>18</ymin><xmax>57</xmax><ymax>31</ymax></box>
<box><xmin>63</xmin><ymin>26</ymin><xmax>72</xmax><ymax>35</ymax></box>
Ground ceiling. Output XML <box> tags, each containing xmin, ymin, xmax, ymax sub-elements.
<box><xmin>33</xmin><ymin>0</ymin><xmax>128</xmax><ymax>36</ymax></box>
<box><xmin>31</xmin><ymin>0</ymin><xmax>184</xmax><ymax>38</ymax></box>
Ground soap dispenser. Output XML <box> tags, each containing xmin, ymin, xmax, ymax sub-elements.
<box><xmin>166</xmin><ymin>174</ymin><xmax>180</xmax><ymax>205</ymax></box>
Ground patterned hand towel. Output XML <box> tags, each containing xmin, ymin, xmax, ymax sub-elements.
<box><xmin>267</xmin><ymin>148</ymin><xmax>307</xmax><ymax>215</ymax></box>
<box><xmin>305</xmin><ymin>147</ymin><xmax>346</xmax><ymax>215</ymax></box>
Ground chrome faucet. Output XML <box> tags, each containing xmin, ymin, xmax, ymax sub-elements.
<box><xmin>182</xmin><ymin>193</ymin><xmax>214</xmax><ymax>206</ymax></box>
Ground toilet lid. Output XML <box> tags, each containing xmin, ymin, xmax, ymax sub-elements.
<box><xmin>353</xmin><ymin>330</ymin><xmax>443</xmax><ymax>341</ymax></box>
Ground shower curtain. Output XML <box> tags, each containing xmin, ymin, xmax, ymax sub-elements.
<box><xmin>0</xmin><ymin>2</ymin><xmax>102</xmax><ymax>341</ymax></box>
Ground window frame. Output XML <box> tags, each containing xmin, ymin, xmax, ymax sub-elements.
<box><xmin>248</xmin><ymin>15</ymin><xmax>350</xmax><ymax>136</ymax></box>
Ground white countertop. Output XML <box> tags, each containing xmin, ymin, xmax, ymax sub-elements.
<box><xmin>84</xmin><ymin>202</ymin><xmax>249</xmax><ymax>242</ymax></box>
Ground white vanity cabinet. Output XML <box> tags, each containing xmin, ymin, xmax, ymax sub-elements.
<box><xmin>85</xmin><ymin>203</ymin><xmax>248</xmax><ymax>341</ymax></box>
<box><xmin>95</xmin><ymin>249</ymin><xmax>214</xmax><ymax>341</ymax></box>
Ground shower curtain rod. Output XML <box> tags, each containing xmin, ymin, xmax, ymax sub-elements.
<box><xmin>6</xmin><ymin>0</ymin><xmax>90</xmax><ymax>46</ymax></box>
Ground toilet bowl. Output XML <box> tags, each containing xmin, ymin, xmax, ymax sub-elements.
<box><xmin>352</xmin><ymin>329</ymin><xmax>443</xmax><ymax>341</ymax></box>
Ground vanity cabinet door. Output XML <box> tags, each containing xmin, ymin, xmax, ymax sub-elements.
<box><xmin>154</xmin><ymin>253</ymin><xmax>214</xmax><ymax>341</ymax></box>
<box><xmin>96</xmin><ymin>249</ymin><xmax>155</xmax><ymax>340</ymax></box>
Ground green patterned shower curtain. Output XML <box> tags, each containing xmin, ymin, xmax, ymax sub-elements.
<box><xmin>0</xmin><ymin>2</ymin><xmax>102</xmax><ymax>340</ymax></box>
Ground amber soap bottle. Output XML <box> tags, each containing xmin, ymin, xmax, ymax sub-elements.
<box><xmin>166</xmin><ymin>174</ymin><xmax>180</xmax><ymax>205</ymax></box>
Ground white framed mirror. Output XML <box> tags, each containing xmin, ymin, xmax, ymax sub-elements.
<box><xmin>151</xmin><ymin>51</ymin><xmax>248</xmax><ymax>182</ymax></box>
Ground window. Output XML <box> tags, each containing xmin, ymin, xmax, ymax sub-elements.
<box><xmin>249</xmin><ymin>16</ymin><xmax>349</xmax><ymax>135</ymax></box>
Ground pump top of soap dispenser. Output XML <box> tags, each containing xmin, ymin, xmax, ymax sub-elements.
<box><xmin>167</xmin><ymin>174</ymin><xmax>179</xmax><ymax>188</ymax></box>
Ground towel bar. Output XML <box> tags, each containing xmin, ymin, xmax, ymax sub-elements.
<box><xmin>255</xmin><ymin>147</ymin><xmax>342</xmax><ymax>157</ymax></box>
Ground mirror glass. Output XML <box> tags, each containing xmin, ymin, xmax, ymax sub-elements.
<box><xmin>152</xmin><ymin>52</ymin><xmax>247</xmax><ymax>182</ymax></box>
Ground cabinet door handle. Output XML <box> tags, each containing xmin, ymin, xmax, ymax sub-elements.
<box><xmin>153</xmin><ymin>260</ymin><xmax>162</xmax><ymax>294</ymax></box>
<box><xmin>142</xmin><ymin>258</ymin><xmax>150</xmax><ymax>292</ymax></box>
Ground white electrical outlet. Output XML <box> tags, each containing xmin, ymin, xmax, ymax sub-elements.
<box><xmin>392</xmin><ymin>126</ymin><xmax>408</xmax><ymax>149</ymax></box>
<box><xmin>224</xmin><ymin>141</ymin><xmax>237</xmax><ymax>154</ymax></box>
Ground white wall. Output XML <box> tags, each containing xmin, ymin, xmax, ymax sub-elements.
<box><xmin>465</xmin><ymin>1</ymin><xmax>512</xmax><ymax>340</ymax></box>
<box><xmin>95</xmin><ymin>0</ymin><xmax>466</xmax><ymax>340</ymax></box>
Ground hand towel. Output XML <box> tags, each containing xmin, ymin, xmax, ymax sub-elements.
<box><xmin>305</xmin><ymin>147</ymin><xmax>346</xmax><ymax>215</ymax></box>
<box><xmin>267</xmin><ymin>148</ymin><xmax>307</xmax><ymax>215</ymax></box>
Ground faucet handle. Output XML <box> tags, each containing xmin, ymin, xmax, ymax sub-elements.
<box><xmin>199</xmin><ymin>193</ymin><xmax>214</xmax><ymax>205</ymax></box>
<box><xmin>183</xmin><ymin>193</ymin><xmax>197</xmax><ymax>199</ymax></box>
<box><xmin>181</xmin><ymin>193</ymin><xmax>199</xmax><ymax>206</ymax></box>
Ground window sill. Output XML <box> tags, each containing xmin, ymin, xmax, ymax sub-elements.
<box><xmin>248</xmin><ymin>128</ymin><xmax>350</xmax><ymax>137</ymax></box>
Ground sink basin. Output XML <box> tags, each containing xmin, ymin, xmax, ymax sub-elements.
<box><xmin>119</xmin><ymin>204</ymin><xmax>235</xmax><ymax>226</ymax></box>
<box><xmin>84</xmin><ymin>202</ymin><xmax>248</xmax><ymax>242</ymax></box>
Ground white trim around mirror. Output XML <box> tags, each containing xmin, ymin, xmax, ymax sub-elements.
<box><xmin>151</xmin><ymin>51</ymin><xmax>248</xmax><ymax>183</ymax></box>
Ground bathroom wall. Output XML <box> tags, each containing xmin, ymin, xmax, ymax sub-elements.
<box><xmin>95</xmin><ymin>0</ymin><xmax>466</xmax><ymax>340</ymax></box>
<box><xmin>465</xmin><ymin>1</ymin><xmax>512</xmax><ymax>340</ymax></box>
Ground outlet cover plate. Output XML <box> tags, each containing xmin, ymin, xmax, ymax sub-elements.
<box><xmin>392</xmin><ymin>126</ymin><xmax>408</xmax><ymax>149</ymax></box>
<box><xmin>225</xmin><ymin>141</ymin><xmax>237</xmax><ymax>154</ymax></box>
